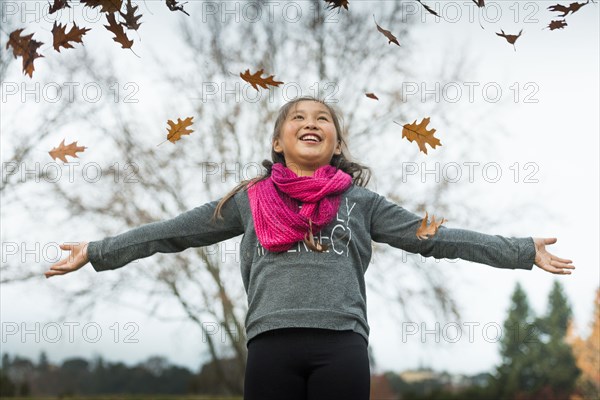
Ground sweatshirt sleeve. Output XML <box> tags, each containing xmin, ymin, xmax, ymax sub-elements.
<box><xmin>369</xmin><ymin>194</ymin><xmax>536</xmax><ymax>270</ymax></box>
<box><xmin>86</xmin><ymin>196</ymin><xmax>244</xmax><ymax>272</ymax></box>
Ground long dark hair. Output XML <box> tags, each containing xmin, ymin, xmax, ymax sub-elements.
<box><xmin>211</xmin><ymin>96</ymin><xmax>372</xmax><ymax>228</ymax></box>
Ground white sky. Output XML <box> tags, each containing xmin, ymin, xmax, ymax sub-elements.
<box><xmin>1</xmin><ymin>1</ymin><xmax>599</xmax><ymax>377</ymax></box>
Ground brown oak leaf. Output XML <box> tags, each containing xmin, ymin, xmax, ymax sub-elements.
<box><xmin>547</xmin><ymin>19</ymin><xmax>568</xmax><ymax>30</ymax></box>
<box><xmin>366</xmin><ymin>93</ymin><xmax>379</xmax><ymax>100</ymax></box>
<box><xmin>104</xmin><ymin>12</ymin><xmax>134</xmax><ymax>49</ymax></box>
<box><xmin>373</xmin><ymin>15</ymin><xmax>400</xmax><ymax>46</ymax></box>
<box><xmin>323</xmin><ymin>0</ymin><xmax>349</xmax><ymax>11</ymax></box>
<box><xmin>120</xmin><ymin>0</ymin><xmax>143</xmax><ymax>30</ymax></box>
<box><xmin>548</xmin><ymin>0</ymin><xmax>589</xmax><ymax>17</ymax></box>
<box><xmin>6</xmin><ymin>29</ymin><xmax>45</xmax><ymax>78</ymax></box>
<box><xmin>48</xmin><ymin>139</ymin><xmax>87</xmax><ymax>163</ymax></box>
<box><xmin>48</xmin><ymin>0</ymin><xmax>71</xmax><ymax>14</ymax></box>
<box><xmin>416</xmin><ymin>211</ymin><xmax>447</xmax><ymax>240</ymax></box>
<box><xmin>166</xmin><ymin>117</ymin><xmax>194</xmax><ymax>143</ymax></box>
<box><xmin>52</xmin><ymin>22</ymin><xmax>91</xmax><ymax>52</ymax></box>
<box><xmin>81</xmin><ymin>0</ymin><xmax>122</xmax><ymax>13</ymax></box>
<box><xmin>396</xmin><ymin>117</ymin><xmax>441</xmax><ymax>154</ymax></box>
<box><xmin>496</xmin><ymin>29</ymin><xmax>523</xmax><ymax>51</ymax></box>
<box><xmin>240</xmin><ymin>69</ymin><xmax>284</xmax><ymax>91</ymax></box>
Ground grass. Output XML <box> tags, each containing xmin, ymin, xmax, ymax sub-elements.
<box><xmin>18</xmin><ymin>397</ymin><xmax>243</xmax><ymax>400</ymax></box>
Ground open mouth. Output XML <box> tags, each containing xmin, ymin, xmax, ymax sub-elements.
<box><xmin>299</xmin><ymin>134</ymin><xmax>322</xmax><ymax>143</ymax></box>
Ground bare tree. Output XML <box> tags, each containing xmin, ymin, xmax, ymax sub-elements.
<box><xmin>2</xmin><ymin>0</ymin><xmax>506</xmax><ymax>393</ymax></box>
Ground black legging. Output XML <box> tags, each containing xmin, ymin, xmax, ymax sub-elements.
<box><xmin>244</xmin><ymin>327</ymin><xmax>371</xmax><ymax>400</ymax></box>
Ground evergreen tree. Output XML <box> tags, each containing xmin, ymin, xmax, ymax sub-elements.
<box><xmin>490</xmin><ymin>282</ymin><xmax>542</xmax><ymax>400</ymax></box>
<box><xmin>534</xmin><ymin>281</ymin><xmax>581</xmax><ymax>397</ymax></box>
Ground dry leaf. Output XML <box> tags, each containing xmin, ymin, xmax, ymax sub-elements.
<box><xmin>49</xmin><ymin>0</ymin><xmax>71</xmax><ymax>14</ymax></box>
<box><xmin>416</xmin><ymin>211</ymin><xmax>447</xmax><ymax>240</ymax></box>
<box><xmin>48</xmin><ymin>139</ymin><xmax>87</xmax><ymax>163</ymax></box>
<box><xmin>81</xmin><ymin>0</ymin><xmax>123</xmax><ymax>13</ymax></box>
<box><xmin>323</xmin><ymin>0</ymin><xmax>349</xmax><ymax>11</ymax></box>
<box><xmin>396</xmin><ymin>117</ymin><xmax>441</xmax><ymax>154</ymax></box>
<box><xmin>120</xmin><ymin>0</ymin><xmax>143</xmax><ymax>30</ymax></box>
<box><xmin>104</xmin><ymin>12</ymin><xmax>134</xmax><ymax>49</ymax></box>
<box><xmin>240</xmin><ymin>69</ymin><xmax>284</xmax><ymax>91</ymax></box>
<box><xmin>547</xmin><ymin>19</ymin><xmax>568</xmax><ymax>30</ymax></box>
<box><xmin>52</xmin><ymin>22</ymin><xmax>91</xmax><ymax>52</ymax></box>
<box><xmin>6</xmin><ymin>28</ymin><xmax>44</xmax><ymax>78</ymax></box>
<box><xmin>166</xmin><ymin>116</ymin><xmax>194</xmax><ymax>143</ymax></box>
<box><xmin>366</xmin><ymin>93</ymin><xmax>379</xmax><ymax>100</ymax></box>
<box><xmin>548</xmin><ymin>0</ymin><xmax>589</xmax><ymax>17</ymax></box>
<box><xmin>417</xmin><ymin>0</ymin><xmax>439</xmax><ymax>16</ymax></box>
<box><xmin>303</xmin><ymin>218</ymin><xmax>329</xmax><ymax>252</ymax></box>
<box><xmin>165</xmin><ymin>0</ymin><xmax>190</xmax><ymax>16</ymax></box>
<box><xmin>373</xmin><ymin>15</ymin><xmax>400</xmax><ymax>46</ymax></box>
<box><xmin>496</xmin><ymin>29</ymin><xmax>523</xmax><ymax>51</ymax></box>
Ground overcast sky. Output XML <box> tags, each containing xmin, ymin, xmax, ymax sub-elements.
<box><xmin>1</xmin><ymin>1</ymin><xmax>598</xmax><ymax>376</ymax></box>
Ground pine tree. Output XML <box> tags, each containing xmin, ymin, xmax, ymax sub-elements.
<box><xmin>534</xmin><ymin>281</ymin><xmax>581</xmax><ymax>397</ymax></box>
<box><xmin>491</xmin><ymin>282</ymin><xmax>543</xmax><ymax>400</ymax></box>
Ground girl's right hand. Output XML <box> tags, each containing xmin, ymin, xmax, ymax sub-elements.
<box><xmin>45</xmin><ymin>242</ymin><xmax>90</xmax><ymax>279</ymax></box>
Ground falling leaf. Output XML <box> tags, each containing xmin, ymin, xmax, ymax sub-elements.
<box><xmin>496</xmin><ymin>29</ymin><xmax>523</xmax><ymax>51</ymax></box>
<box><xmin>416</xmin><ymin>211</ymin><xmax>447</xmax><ymax>240</ymax></box>
<box><xmin>81</xmin><ymin>0</ymin><xmax>123</xmax><ymax>13</ymax></box>
<box><xmin>304</xmin><ymin>218</ymin><xmax>329</xmax><ymax>252</ymax></box>
<box><xmin>323</xmin><ymin>0</ymin><xmax>349</xmax><ymax>11</ymax></box>
<box><xmin>166</xmin><ymin>116</ymin><xmax>194</xmax><ymax>143</ymax></box>
<box><xmin>5</xmin><ymin>29</ymin><xmax>44</xmax><ymax>78</ymax></box>
<box><xmin>373</xmin><ymin>15</ymin><xmax>400</xmax><ymax>46</ymax></box>
<box><xmin>48</xmin><ymin>139</ymin><xmax>87</xmax><ymax>163</ymax></box>
<box><xmin>104</xmin><ymin>12</ymin><xmax>134</xmax><ymax>49</ymax></box>
<box><xmin>51</xmin><ymin>22</ymin><xmax>91</xmax><ymax>52</ymax></box>
<box><xmin>548</xmin><ymin>0</ymin><xmax>589</xmax><ymax>17</ymax></box>
<box><xmin>366</xmin><ymin>92</ymin><xmax>379</xmax><ymax>100</ymax></box>
<box><xmin>547</xmin><ymin>19</ymin><xmax>568</xmax><ymax>30</ymax></box>
<box><xmin>395</xmin><ymin>117</ymin><xmax>441</xmax><ymax>154</ymax></box>
<box><xmin>165</xmin><ymin>0</ymin><xmax>190</xmax><ymax>16</ymax></box>
<box><xmin>472</xmin><ymin>0</ymin><xmax>485</xmax><ymax>7</ymax></box>
<box><xmin>417</xmin><ymin>0</ymin><xmax>439</xmax><ymax>16</ymax></box>
<box><xmin>240</xmin><ymin>69</ymin><xmax>284</xmax><ymax>91</ymax></box>
<box><xmin>48</xmin><ymin>0</ymin><xmax>71</xmax><ymax>14</ymax></box>
<box><xmin>120</xmin><ymin>0</ymin><xmax>143</xmax><ymax>30</ymax></box>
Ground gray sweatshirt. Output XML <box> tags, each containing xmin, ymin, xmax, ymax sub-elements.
<box><xmin>87</xmin><ymin>184</ymin><xmax>535</xmax><ymax>346</ymax></box>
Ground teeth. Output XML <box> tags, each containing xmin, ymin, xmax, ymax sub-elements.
<box><xmin>301</xmin><ymin>135</ymin><xmax>320</xmax><ymax>142</ymax></box>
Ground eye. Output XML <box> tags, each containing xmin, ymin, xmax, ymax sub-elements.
<box><xmin>293</xmin><ymin>115</ymin><xmax>303</xmax><ymax>120</ymax></box>
<box><xmin>319</xmin><ymin>116</ymin><xmax>329</xmax><ymax>121</ymax></box>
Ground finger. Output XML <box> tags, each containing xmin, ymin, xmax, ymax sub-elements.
<box><xmin>544</xmin><ymin>237</ymin><xmax>558</xmax><ymax>245</ymax></box>
<box><xmin>552</xmin><ymin>255</ymin><xmax>574</xmax><ymax>264</ymax></box>
<box><xmin>50</xmin><ymin>263</ymin><xmax>73</xmax><ymax>272</ymax></box>
<box><xmin>45</xmin><ymin>269</ymin><xmax>67</xmax><ymax>278</ymax></box>
<box><xmin>549</xmin><ymin>259</ymin><xmax>576</xmax><ymax>269</ymax></box>
<box><xmin>49</xmin><ymin>258</ymin><xmax>69</xmax><ymax>269</ymax></box>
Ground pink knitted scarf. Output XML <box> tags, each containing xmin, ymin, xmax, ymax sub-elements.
<box><xmin>247</xmin><ymin>163</ymin><xmax>353</xmax><ymax>252</ymax></box>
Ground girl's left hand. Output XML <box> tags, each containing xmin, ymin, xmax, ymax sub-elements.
<box><xmin>533</xmin><ymin>237</ymin><xmax>575</xmax><ymax>275</ymax></box>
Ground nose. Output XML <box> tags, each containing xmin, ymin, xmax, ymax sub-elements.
<box><xmin>304</xmin><ymin>120</ymin><xmax>318</xmax><ymax>129</ymax></box>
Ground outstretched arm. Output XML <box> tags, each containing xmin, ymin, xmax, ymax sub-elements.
<box><xmin>370</xmin><ymin>194</ymin><xmax>575</xmax><ymax>273</ymax></box>
<box><xmin>45</xmin><ymin>196</ymin><xmax>244</xmax><ymax>277</ymax></box>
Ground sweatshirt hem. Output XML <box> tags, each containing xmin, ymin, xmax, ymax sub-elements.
<box><xmin>245</xmin><ymin>308</ymin><xmax>369</xmax><ymax>347</ymax></box>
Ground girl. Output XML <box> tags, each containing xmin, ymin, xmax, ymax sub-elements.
<box><xmin>45</xmin><ymin>96</ymin><xmax>575</xmax><ymax>400</ymax></box>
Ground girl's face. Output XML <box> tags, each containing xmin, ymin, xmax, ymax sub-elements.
<box><xmin>273</xmin><ymin>100</ymin><xmax>342</xmax><ymax>177</ymax></box>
